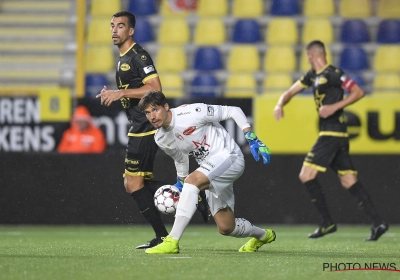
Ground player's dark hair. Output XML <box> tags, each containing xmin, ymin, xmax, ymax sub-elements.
<box><xmin>138</xmin><ymin>91</ymin><xmax>167</xmax><ymax>112</ymax></box>
<box><xmin>112</xmin><ymin>11</ymin><xmax>136</xmax><ymax>29</ymax></box>
<box><xmin>306</xmin><ymin>40</ymin><xmax>326</xmax><ymax>55</ymax></box>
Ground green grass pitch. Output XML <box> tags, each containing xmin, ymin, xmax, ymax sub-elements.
<box><xmin>0</xmin><ymin>225</ymin><xmax>399</xmax><ymax>280</ymax></box>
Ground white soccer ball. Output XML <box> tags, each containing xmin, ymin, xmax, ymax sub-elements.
<box><xmin>154</xmin><ymin>185</ymin><xmax>180</xmax><ymax>215</ymax></box>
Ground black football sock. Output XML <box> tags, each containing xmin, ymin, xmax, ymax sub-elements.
<box><xmin>304</xmin><ymin>179</ymin><xmax>334</xmax><ymax>225</ymax></box>
<box><xmin>348</xmin><ymin>181</ymin><xmax>382</xmax><ymax>227</ymax></box>
<box><xmin>131</xmin><ymin>187</ymin><xmax>168</xmax><ymax>238</ymax></box>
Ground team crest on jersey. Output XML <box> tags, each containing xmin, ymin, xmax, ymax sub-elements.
<box><xmin>120</xmin><ymin>63</ymin><xmax>130</xmax><ymax>71</ymax></box>
<box><xmin>183</xmin><ymin>126</ymin><xmax>196</xmax><ymax>135</ymax></box>
<box><xmin>120</xmin><ymin>97</ymin><xmax>130</xmax><ymax>108</ymax></box>
<box><xmin>141</xmin><ymin>55</ymin><xmax>147</xmax><ymax>60</ymax></box>
<box><xmin>175</xmin><ymin>133</ymin><xmax>183</xmax><ymax>140</ymax></box>
<box><xmin>190</xmin><ymin>135</ymin><xmax>210</xmax><ymax>163</ymax></box>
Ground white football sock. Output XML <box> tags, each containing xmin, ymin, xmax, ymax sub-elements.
<box><xmin>228</xmin><ymin>218</ymin><xmax>266</xmax><ymax>239</ymax></box>
<box><xmin>169</xmin><ymin>183</ymin><xmax>200</xmax><ymax>240</ymax></box>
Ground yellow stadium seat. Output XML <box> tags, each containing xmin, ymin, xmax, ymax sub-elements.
<box><xmin>262</xmin><ymin>74</ymin><xmax>293</xmax><ymax>95</ymax></box>
<box><xmin>197</xmin><ymin>0</ymin><xmax>228</xmax><ymax>17</ymax></box>
<box><xmin>225</xmin><ymin>73</ymin><xmax>257</xmax><ymax>98</ymax></box>
<box><xmin>264</xmin><ymin>46</ymin><xmax>296</xmax><ymax>72</ymax></box>
<box><xmin>266</xmin><ymin>18</ymin><xmax>298</xmax><ymax>45</ymax></box>
<box><xmin>373</xmin><ymin>45</ymin><xmax>400</xmax><ymax>72</ymax></box>
<box><xmin>300</xmin><ymin>47</ymin><xmax>332</xmax><ymax>72</ymax></box>
<box><xmin>232</xmin><ymin>0</ymin><xmax>264</xmax><ymax>18</ymax></box>
<box><xmin>193</xmin><ymin>18</ymin><xmax>226</xmax><ymax>46</ymax></box>
<box><xmin>302</xmin><ymin>18</ymin><xmax>334</xmax><ymax>45</ymax></box>
<box><xmin>373</xmin><ymin>73</ymin><xmax>400</xmax><ymax>94</ymax></box>
<box><xmin>377</xmin><ymin>0</ymin><xmax>400</xmax><ymax>18</ymax></box>
<box><xmin>157</xmin><ymin>18</ymin><xmax>190</xmax><ymax>45</ymax></box>
<box><xmin>87</xmin><ymin>17</ymin><xmax>111</xmax><ymax>44</ymax></box>
<box><xmin>85</xmin><ymin>45</ymin><xmax>115</xmax><ymax>73</ymax></box>
<box><xmin>227</xmin><ymin>45</ymin><xmax>260</xmax><ymax>73</ymax></box>
<box><xmin>159</xmin><ymin>72</ymin><xmax>185</xmax><ymax>97</ymax></box>
<box><xmin>303</xmin><ymin>0</ymin><xmax>335</xmax><ymax>17</ymax></box>
<box><xmin>160</xmin><ymin>0</ymin><xmax>190</xmax><ymax>17</ymax></box>
<box><xmin>156</xmin><ymin>46</ymin><xmax>187</xmax><ymax>72</ymax></box>
<box><xmin>339</xmin><ymin>0</ymin><xmax>372</xmax><ymax>18</ymax></box>
<box><xmin>90</xmin><ymin>0</ymin><xmax>121</xmax><ymax>17</ymax></box>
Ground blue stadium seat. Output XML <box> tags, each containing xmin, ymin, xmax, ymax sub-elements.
<box><xmin>190</xmin><ymin>73</ymin><xmax>219</xmax><ymax>98</ymax></box>
<box><xmin>193</xmin><ymin>47</ymin><xmax>223</xmax><ymax>71</ymax></box>
<box><xmin>340</xmin><ymin>19</ymin><xmax>369</xmax><ymax>43</ymax></box>
<box><xmin>377</xmin><ymin>19</ymin><xmax>400</xmax><ymax>44</ymax></box>
<box><xmin>128</xmin><ymin>0</ymin><xmax>157</xmax><ymax>16</ymax></box>
<box><xmin>85</xmin><ymin>74</ymin><xmax>108</xmax><ymax>98</ymax></box>
<box><xmin>232</xmin><ymin>19</ymin><xmax>260</xmax><ymax>43</ymax></box>
<box><xmin>133</xmin><ymin>18</ymin><xmax>153</xmax><ymax>44</ymax></box>
<box><xmin>339</xmin><ymin>46</ymin><xmax>368</xmax><ymax>71</ymax></box>
<box><xmin>270</xmin><ymin>0</ymin><xmax>299</xmax><ymax>15</ymax></box>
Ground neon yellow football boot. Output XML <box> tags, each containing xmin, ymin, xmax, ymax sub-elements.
<box><xmin>239</xmin><ymin>229</ymin><xmax>276</xmax><ymax>252</ymax></box>
<box><xmin>145</xmin><ymin>235</ymin><xmax>179</xmax><ymax>254</ymax></box>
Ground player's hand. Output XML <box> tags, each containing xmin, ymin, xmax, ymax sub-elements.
<box><xmin>274</xmin><ymin>105</ymin><xmax>284</xmax><ymax>121</ymax></box>
<box><xmin>96</xmin><ymin>86</ymin><xmax>121</xmax><ymax>107</ymax></box>
<box><xmin>319</xmin><ymin>105</ymin><xmax>336</xmax><ymax>119</ymax></box>
<box><xmin>244</xmin><ymin>131</ymin><xmax>271</xmax><ymax>165</ymax></box>
<box><xmin>174</xmin><ymin>177</ymin><xmax>183</xmax><ymax>192</ymax></box>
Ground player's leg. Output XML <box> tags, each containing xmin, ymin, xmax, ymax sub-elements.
<box><xmin>125</xmin><ymin>135</ymin><xmax>168</xmax><ymax>249</ymax></box>
<box><xmin>300</xmin><ymin>137</ymin><xmax>339</xmax><ymax>238</ymax></box>
<box><xmin>335</xmin><ymin>148</ymin><xmax>388</xmax><ymax>241</ymax></box>
<box><xmin>145</xmin><ymin>151</ymin><xmax>239</xmax><ymax>254</ymax></box>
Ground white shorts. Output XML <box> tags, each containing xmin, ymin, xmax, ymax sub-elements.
<box><xmin>197</xmin><ymin>151</ymin><xmax>245</xmax><ymax>216</ymax></box>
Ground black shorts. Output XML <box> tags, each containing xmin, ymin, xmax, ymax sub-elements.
<box><xmin>124</xmin><ymin>133</ymin><xmax>158</xmax><ymax>179</ymax></box>
<box><xmin>303</xmin><ymin>136</ymin><xmax>357</xmax><ymax>175</ymax></box>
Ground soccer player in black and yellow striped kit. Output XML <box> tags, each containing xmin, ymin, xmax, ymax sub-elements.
<box><xmin>274</xmin><ymin>40</ymin><xmax>388</xmax><ymax>241</ymax></box>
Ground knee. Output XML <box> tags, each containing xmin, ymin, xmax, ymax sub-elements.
<box><xmin>217</xmin><ymin>224</ymin><xmax>235</xmax><ymax>236</ymax></box>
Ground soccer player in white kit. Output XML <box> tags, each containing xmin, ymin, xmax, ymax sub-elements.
<box><xmin>138</xmin><ymin>91</ymin><xmax>276</xmax><ymax>254</ymax></box>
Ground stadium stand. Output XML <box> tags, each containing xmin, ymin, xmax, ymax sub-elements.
<box><xmin>373</xmin><ymin>45</ymin><xmax>400</xmax><ymax>72</ymax></box>
<box><xmin>232</xmin><ymin>19</ymin><xmax>261</xmax><ymax>44</ymax></box>
<box><xmin>373</xmin><ymin>73</ymin><xmax>400</xmax><ymax>94</ymax></box>
<box><xmin>339</xmin><ymin>46</ymin><xmax>369</xmax><ymax>72</ymax></box>
<box><xmin>157</xmin><ymin>18</ymin><xmax>190</xmax><ymax>45</ymax></box>
<box><xmin>133</xmin><ymin>18</ymin><xmax>154</xmax><ymax>44</ymax></box>
<box><xmin>127</xmin><ymin>0</ymin><xmax>157</xmax><ymax>16</ymax></box>
<box><xmin>156</xmin><ymin>46</ymin><xmax>187</xmax><ymax>72</ymax></box>
<box><xmin>377</xmin><ymin>0</ymin><xmax>400</xmax><ymax>19</ymax></box>
<box><xmin>227</xmin><ymin>45</ymin><xmax>260</xmax><ymax>73</ymax></box>
<box><xmin>232</xmin><ymin>0</ymin><xmax>264</xmax><ymax>18</ymax></box>
<box><xmin>196</xmin><ymin>0</ymin><xmax>228</xmax><ymax>17</ymax></box>
<box><xmin>193</xmin><ymin>47</ymin><xmax>223</xmax><ymax>71</ymax></box>
<box><xmin>262</xmin><ymin>74</ymin><xmax>293</xmax><ymax>95</ymax></box>
<box><xmin>158</xmin><ymin>72</ymin><xmax>184</xmax><ymax>98</ymax></box>
<box><xmin>340</xmin><ymin>19</ymin><xmax>370</xmax><ymax>44</ymax></box>
<box><xmin>266</xmin><ymin>18</ymin><xmax>298</xmax><ymax>45</ymax></box>
<box><xmin>190</xmin><ymin>73</ymin><xmax>220</xmax><ymax>98</ymax></box>
<box><xmin>90</xmin><ymin>0</ymin><xmax>121</xmax><ymax>17</ymax></box>
<box><xmin>225</xmin><ymin>73</ymin><xmax>257</xmax><ymax>98</ymax></box>
<box><xmin>303</xmin><ymin>0</ymin><xmax>335</xmax><ymax>18</ymax></box>
<box><xmin>270</xmin><ymin>0</ymin><xmax>299</xmax><ymax>16</ymax></box>
<box><xmin>339</xmin><ymin>0</ymin><xmax>372</xmax><ymax>18</ymax></box>
<box><xmin>193</xmin><ymin>18</ymin><xmax>226</xmax><ymax>46</ymax></box>
<box><xmin>86</xmin><ymin>17</ymin><xmax>112</xmax><ymax>44</ymax></box>
<box><xmin>264</xmin><ymin>46</ymin><xmax>296</xmax><ymax>72</ymax></box>
<box><xmin>302</xmin><ymin>18</ymin><xmax>334</xmax><ymax>45</ymax></box>
<box><xmin>376</xmin><ymin>19</ymin><xmax>400</xmax><ymax>44</ymax></box>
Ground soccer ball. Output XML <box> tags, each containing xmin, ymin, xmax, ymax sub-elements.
<box><xmin>154</xmin><ymin>185</ymin><xmax>180</xmax><ymax>215</ymax></box>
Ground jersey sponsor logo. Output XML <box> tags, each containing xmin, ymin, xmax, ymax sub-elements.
<box><xmin>157</xmin><ymin>134</ymin><xmax>165</xmax><ymax>141</ymax></box>
<box><xmin>207</xmin><ymin>106</ymin><xmax>214</xmax><ymax>116</ymax></box>
<box><xmin>177</xmin><ymin>111</ymin><xmax>191</xmax><ymax>116</ymax></box>
<box><xmin>316</xmin><ymin>77</ymin><xmax>328</xmax><ymax>85</ymax></box>
<box><xmin>141</xmin><ymin>55</ymin><xmax>147</xmax><ymax>60</ymax></box>
<box><xmin>183</xmin><ymin>126</ymin><xmax>196</xmax><ymax>135</ymax></box>
<box><xmin>143</xmin><ymin>65</ymin><xmax>155</xmax><ymax>74</ymax></box>
<box><xmin>120</xmin><ymin>63</ymin><xmax>130</xmax><ymax>71</ymax></box>
<box><xmin>175</xmin><ymin>133</ymin><xmax>183</xmax><ymax>140</ymax></box>
<box><xmin>125</xmin><ymin>159</ymin><xmax>139</xmax><ymax>165</ymax></box>
<box><xmin>204</xmin><ymin>161</ymin><xmax>215</xmax><ymax>168</ymax></box>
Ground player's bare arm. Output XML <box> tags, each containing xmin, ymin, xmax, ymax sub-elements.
<box><xmin>274</xmin><ymin>82</ymin><xmax>304</xmax><ymax>121</ymax></box>
<box><xmin>319</xmin><ymin>84</ymin><xmax>364</xmax><ymax>119</ymax></box>
<box><xmin>96</xmin><ymin>76</ymin><xmax>161</xmax><ymax>106</ymax></box>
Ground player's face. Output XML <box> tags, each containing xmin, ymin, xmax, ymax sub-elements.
<box><xmin>110</xmin><ymin>16</ymin><xmax>134</xmax><ymax>46</ymax></box>
<box><xmin>144</xmin><ymin>104</ymin><xmax>170</xmax><ymax>129</ymax></box>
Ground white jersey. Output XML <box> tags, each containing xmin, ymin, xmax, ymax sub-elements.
<box><xmin>154</xmin><ymin>103</ymin><xmax>250</xmax><ymax>177</ymax></box>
